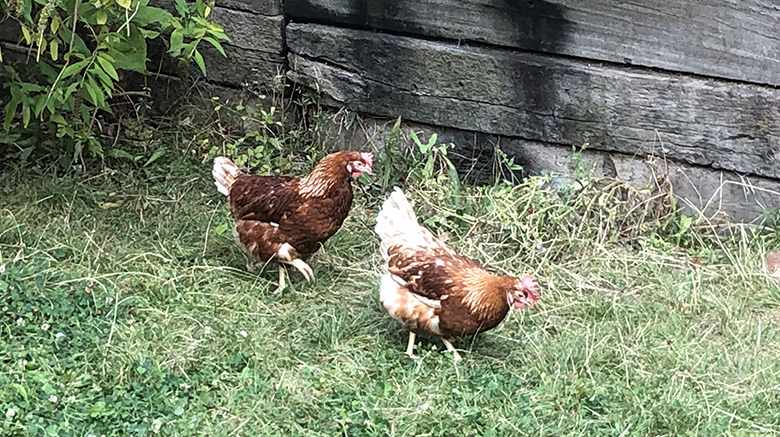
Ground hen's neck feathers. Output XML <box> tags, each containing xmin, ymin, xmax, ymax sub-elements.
<box><xmin>298</xmin><ymin>155</ymin><xmax>350</xmax><ymax>197</ymax></box>
<box><xmin>459</xmin><ymin>270</ymin><xmax>515</xmax><ymax>315</ymax></box>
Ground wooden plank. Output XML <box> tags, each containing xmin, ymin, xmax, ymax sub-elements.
<box><xmin>283</xmin><ymin>0</ymin><xmax>780</xmax><ymax>87</ymax></box>
<box><xmin>217</xmin><ymin>0</ymin><xmax>281</xmax><ymax>16</ymax></box>
<box><xmin>0</xmin><ymin>6</ymin><xmax>284</xmax><ymax>56</ymax></box>
<box><xmin>150</xmin><ymin>0</ymin><xmax>280</xmax><ymax>16</ymax></box>
<box><xmin>210</xmin><ymin>7</ymin><xmax>284</xmax><ymax>54</ymax></box>
<box><xmin>200</xmin><ymin>45</ymin><xmax>284</xmax><ymax>87</ymax></box>
<box><xmin>287</xmin><ymin>23</ymin><xmax>780</xmax><ymax>180</ymax></box>
<box><xmin>315</xmin><ymin>113</ymin><xmax>780</xmax><ymax>222</ymax></box>
<box><xmin>146</xmin><ymin>37</ymin><xmax>284</xmax><ymax>88</ymax></box>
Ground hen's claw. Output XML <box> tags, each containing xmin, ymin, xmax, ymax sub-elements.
<box><xmin>289</xmin><ymin>259</ymin><xmax>314</xmax><ymax>282</ymax></box>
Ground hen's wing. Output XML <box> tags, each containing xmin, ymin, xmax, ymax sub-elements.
<box><xmin>377</xmin><ymin>187</ymin><xmax>487</xmax><ymax>303</ymax></box>
<box><xmin>228</xmin><ymin>174</ymin><xmax>302</xmax><ymax>223</ymax></box>
<box><xmin>386</xmin><ymin>242</ymin><xmax>485</xmax><ymax>303</ymax></box>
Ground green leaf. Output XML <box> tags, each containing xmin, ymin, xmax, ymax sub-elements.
<box><xmin>91</xmin><ymin>66</ymin><xmax>114</xmax><ymax>97</ymax></box>
<box><xmin>50</xmin><ymin>15</ymin><xmax>60</xmax><ymax>34</ymax></box>
<box><xmin>20</xmin><ymin>25</ymin><xmax>32</xmax><ymax>44</ymax></box>
<box><xmin>426</xmin><ymin>133</ymin><xmax>438</xmax><ymax>149</ymax></box>
<box><xmin>678</xmin><ymin>215</ymin><xmax>692</xmax><ymax>234</ymax></box>
<box><xmin>34</xmin><ymin>95</ymin><xmax>47</xmax><ymax>117</ymax></box>
<box><xmin>10</xmin><ymin>383</ymin><xmax>28</xmax><ymax>402</ymax></box>
<box><xmin>63</xmin><ymin>82</ymin><xmax>80</xmax><ymax>101</ymax></box>
<box><xmin>107</xmin><ymin>26</ymin><xmax>148</xmax><ymax>73</ymax></box>
<box><xmin>22</xmin><ymin>104</ymin><xmax>31</xmax><ymax>128</ymax></box>
<box><xmin>193</xmin><ymin>49</ymin><xmax>206</xmax><ymax>76</ymax></box>
<box><xmin>97</xmin><ymin>52</ymin><xmax>115</xmax><ymax>62</ymax></box>
<box><xmin>203</xmin><ymin>36</ymin><xmax>226</xmax><ymax>57</ymax></box>
<box><xmin>61</xmin><ymin>59</ymin><xmax>90</xmax><ymax>79</ymax></box>
<box><xmin>84</xmin><ymin>79</ymin><xmax>99</xmax><ymax>106</ymax></box>
<box><xmin>87</xmin><ymin>137</ymin><xmax>104</xmax><ymax>156</ymax></box>
<box><xmin>96</xmin><ymin>9</ymin><xmax>108</xmax><ymax>25</ymax></box>
<box><xmin>107</xmin><ymin>148</ymin><xmax>135</xmax><ymax>160</ymax></box>
<box><xmin>144</xmin><ymin>148</ymin><xmax>166</xmax><ymax>166</ymax></box>
<box><xmin>85</xmin><ymin>75</ymin><xmax>107</xmax><ymax>109</ymax></box>
<box><xmin>423</xmin><ymin>154</ymin><xmax>434</xmax><ymax>177</ymax></box>
<box><xmin>96</xmin><ymin>56</ymin><xmax>119</xmax><ymax>80</ymax></box>
<box><xmin>87</xmin><ymin>401</ymin><xmax>106</xmax><ymax>417</ymax></box>
<box><xmin>20</xmin><ymin>146</ymin><xmax>34</xmax><ymax>163</ymax></box>
<box><xmin>80</xmin><ymin>103</ymin><xmax>91</xmax><ymax>124</ymax></box>
<box><xmin>169</xmin><ymin>28</ymin><xmax>184</xmax><ymax>53</ymax></box>
<box><xmin>116</xmin><ymin>0</ymin><xmax>131</xmax><ymax>9</ymax></box>
<box><xmin>59</xmin><ymin>29</ymin><xmax>90</xmax><ymax>57</ymax></box>
<box><xmin>133</xmin><ymin>6</ymin><xmax>175</xmax><ymax>27</ymax></box>
<box><xmin>49</xmin><ymin>40</ymin><xmax>59</xmax><ymax>61</ymax></box>
<box><xmin>19</xmin><ymin>82</ymin><xmax>45</xmax><ymax>92</ymax></box>
<box><xmin>50</xmin><ymin>113</ymin><xmax>67</xmax><ymax>125</ymax></box>
<box><xmin>38</xmin><ymin>62</ymin><xmax>58</xmax><ymax>82</ymax></box>
<box><xmin>174</xmin><ymin>0</ymin><xmax>189</xmax><ymax>16</ymax></box>
<box><xmin>4</xmin><ymin>99</ymin><xmax>20</xmax><ymax>131</ymax></box>
<box><xmin>214</xmin><ymin>224</ymin><xmax>229</xmax><ymax>235</ymax></box>
<box><xmin>138</xmin><ymin>28</ymin><xmax>160</xmax><ymax>39</ymax></box>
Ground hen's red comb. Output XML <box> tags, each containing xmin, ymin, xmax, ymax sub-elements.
<box><xmin>520</xmin><ymin>275</ymin><xmax>539</xmax><ymax>301</ymax></box>
<box><xmin>361</xmin><ymin>152</ymin><xmax>374</xmax><ymax>168</ymax></box>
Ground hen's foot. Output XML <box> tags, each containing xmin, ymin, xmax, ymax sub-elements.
<box><xmin>246</xmin><ymin>261</ymin><xmax>263</xmax><ymax>272</ymax></box>
<box><xmin>442</xmin><ymin>339</ymin><xmax>463</xmax><ymax>362</ymax></box>
<box><xmin>289</xmin><ymin>259</ymin><xmax>314</xmax><ymax>282</ymax></box>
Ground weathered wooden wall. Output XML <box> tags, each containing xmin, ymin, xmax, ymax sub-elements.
<box><xmin>282</xmin><ymin>0</ymin><xmax>780</xmax><ymax>222</ymax></box>
<box><xmin>149</xmin><ymin>0</ymin><xmax>285</xmax><ymax>88</ymax></box>
<box><xmin>1</xmin><ymin>0</ymin><xmax>778</xmax><ymax>221</ymax></box>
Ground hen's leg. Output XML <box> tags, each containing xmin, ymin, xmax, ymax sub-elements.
<box><xmin>405</xmin><ymin>332</ymin><xmax>417</xmax><ymax>359</ymax></box>
<box><xmin>275</xmin><ymin>265</ymin><xmax>286</xmax><ymax>294</ymax></box>
<box><xmin>441</xmin><ymin>339</ymin><xmax>463</xmax><ymax>362</ymax></box>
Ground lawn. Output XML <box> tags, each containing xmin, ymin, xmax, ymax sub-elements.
<box><xmin>2</xmin><ymin>150</ymin><xmax>780</xmax><ymax>436</ymax></box>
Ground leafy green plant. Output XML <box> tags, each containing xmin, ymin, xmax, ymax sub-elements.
<box><xmin>408</xmin><ymin>129</ymin><xmax>459</xmax><ymax>191</ymax></box>
<box><xmin>208</xmin><ymin>102</ymin><xmax>289</xmax><ymax>172</ymax></box>
<box><xmin>0</xmin><ymin>0</ymin><xmax>229</xmax><ymax>165</ymax></box>
<box><xmin>491</xmin><ymin>144</ymin><xmax>524</xmax><ymax>185</ymax></box>
<box><xmin>374</xmin><ymin>120</ymin><xmax>461</xmax><ymax>195</ymax></box>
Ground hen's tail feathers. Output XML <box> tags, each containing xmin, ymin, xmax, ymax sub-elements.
<box><xmin>375</xmin><ymin>187</ymin><xmax>425</xmax><ymax>259</ymax></box>
<box><xmin>212</xmin><ymin>157</ymin><xmax>241</xmax><ymax>196</ymax></box>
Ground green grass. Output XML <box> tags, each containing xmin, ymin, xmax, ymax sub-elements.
<box><xmin>2</xmin><ymin>154</ymin><xmax>780</xmax><ymax>437</ymax></box>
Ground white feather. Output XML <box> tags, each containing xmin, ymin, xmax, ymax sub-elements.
<box><xmin>374</xmin><ymin>187</ymin><xmax>437</xmax><ymax>260</ymax></box>
<box><xmin>212</xmin><ymin>157</ymin><xmax>241</xmax><ymax>196</ymax></box>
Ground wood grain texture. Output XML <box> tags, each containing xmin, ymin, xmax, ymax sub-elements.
<box><xmin>217</xmin><ymin>0</ymin><xmax>281</xmax><ymax>16</ymax></box>
<box><xmin>210</xmin><ymin>7</ymin><xmax>284</xmax><ymax>54</ymax></box>
<box><xmin>287</xmin><ymin>23</ymin><xmax>780</xmax><ymax>180</ymax></box>
<box><xmin>314</xmin><ymin>112</ymin><xmax>780</xmax><ymax>223</ymax></box>
<box><xmin>284</xmin><ymin>0</ymin><xmax>780</xmax><ymax>86</ymax></box>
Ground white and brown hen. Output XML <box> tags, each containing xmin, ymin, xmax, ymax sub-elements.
<box><xmin>375</xmin><ymin>187</ymin><xmax>539</xmax><ymax>361</ymax></box>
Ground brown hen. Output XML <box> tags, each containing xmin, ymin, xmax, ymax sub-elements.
<box><xmin>375</xmin><ymin>187</ymin><xmax>538</xmax><ymax>361</ymax></box>
<box><xmin>213</xmin><ymin>151</ymin><xmax>372</xmax><ymax>290</ymax></box>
